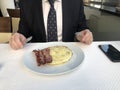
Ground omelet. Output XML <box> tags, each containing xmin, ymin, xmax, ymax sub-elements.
<box><xmin>49</xmin><ymin>46</ymin><xmax>73</xmax><ymax>65</ymax></box>
<box><xmin>33</xmin><ymin>46</ymin><xmax>73</xmax><ymax>66</ymax></box>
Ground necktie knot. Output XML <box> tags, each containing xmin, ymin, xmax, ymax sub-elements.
<box><xmin>48</xmin><ymin>0</ymin><xmax>55</xmax><ymax>7</ymax></box>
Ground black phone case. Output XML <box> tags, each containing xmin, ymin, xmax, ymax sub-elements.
<box><xmin>99</xmin><ymin>44</ymin><xmax>120</xmax><ymax>62</ymax></box>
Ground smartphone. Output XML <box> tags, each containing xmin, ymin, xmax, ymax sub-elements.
<box><xmin>99</xmin><ymin>44</ymin><xmax>120</xmax><ymax>62</ymax></box>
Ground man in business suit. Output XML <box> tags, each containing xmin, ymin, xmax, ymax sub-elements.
<box><xmin>9</xmin><ymin>0</ymin><xmax>93</xmax><ymax>50</ymax></box>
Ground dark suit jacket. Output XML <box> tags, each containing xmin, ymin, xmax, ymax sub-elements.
<box><xmin>18</xmin><ymin>0</ymin><xmax>88</xmax><ymax>42</ymax></box>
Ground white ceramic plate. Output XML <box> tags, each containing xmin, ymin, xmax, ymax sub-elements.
<box><xmin>23</xmin><ymin>42</ymin><xmax>84</xmax><ymax>75</ymax></box>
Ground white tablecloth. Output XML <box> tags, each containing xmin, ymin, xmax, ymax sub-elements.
<box><xmin>0</xmin><ymin>41</ymin><xmax>120</xmax><ymax>90</ymax></box>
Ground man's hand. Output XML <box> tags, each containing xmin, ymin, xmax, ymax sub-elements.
<box><xmin>9</xmin><ymin>33</ymin><xmax>27</xmax><ymax>50</ymax></box>
<box><xmin>76</xmin><ymin>29</ymin><xmax>93</xmax><ymax>44</ymax></box>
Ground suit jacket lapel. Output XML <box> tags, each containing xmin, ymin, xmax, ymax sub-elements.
<box><xmin>62</xmin><ymin>0</ymin><xmax>73</xmax><ymax>41</ymax></box>
<box><xmin>33</xmin><ymin>0</ymin><xmax>46</xmax><ymax>41</ymax></box>
<box><xmin>62</xmin><ymin>0</ymin><xmax>67</xmax><ymax>41</ymax></box>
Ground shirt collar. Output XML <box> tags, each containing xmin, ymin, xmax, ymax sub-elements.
<box><xmin>43</xmin><ymin>0</ymin><xmax>61</xmax><ymax>3</ymax></box>
<box><xmin>57</xmin><ymin>0</ymin><xmax>61</xmax><ymax>2</ymax></box>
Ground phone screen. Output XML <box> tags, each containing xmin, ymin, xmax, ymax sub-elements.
<box><xmin>99</xmin><ymin>44</ymin><xmax>120</xmax><ymax>62</ymax></box>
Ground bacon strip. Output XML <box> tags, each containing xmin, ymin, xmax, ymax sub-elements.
<box><xmin>33</xmin><ymin>48</ymin><xmax>52</xmax><ymax>66</ymax></box>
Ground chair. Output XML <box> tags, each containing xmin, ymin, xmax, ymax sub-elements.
<box><xmin>0</xmin><ymin>9</ymin><xmax>2</xmax><ymax>16</ymax></box>
<box><xmin>11</xmin><ymin>18</ymin><xmax>20</xmax><ymax>33</ymax></box>
<box><xmin>0</xmin><ymin>17</ymin><xmax>12</xmax><ymax>43</ymax></box>
<box><xmin>7</xmin><ymin>8</ymin><xmax>20</xmax><ymax>33</ymax></box>
<box><xmin>0</xmin><ymin>33</ymin><xmax>12</xmax><ymax>43</ymax></box>
<box><xmin>7</xmin><ymin>8</ymin><xmax>20</xmax><ymax>18</ymax></box>
<box><xmin>0</xmin><ymin>17</ymin><xmax>12</xmax><ymax>32</ymax></box>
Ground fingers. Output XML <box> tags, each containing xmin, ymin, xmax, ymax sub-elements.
<box><xmin>9</xmin><ymin>39</ymin><xmax>19</xmax><ymax>50</ymax></box>
<box><xmin>20</xmin><ymin>34</ymin><xmax>27</xmax><ymax>45</ymax></box>
<box><xmin>9</xmin><ymin>33</ymin><xmax>27</xmax><ymax>50</ymax></box>
<box><xmin>82</xmin><ymin>31</ymin><xmax>93</xmax><ymax>44</ymax></box>
<box><xmin>77</xmin><ymin>29</ymin><xmax>93</xmax><ymax>44</ymax></box>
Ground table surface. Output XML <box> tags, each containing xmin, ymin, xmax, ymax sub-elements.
<box><xmin>0</xmin><ymin>41</ymin><xmax>120</xmax><ymax>90</ymax></box>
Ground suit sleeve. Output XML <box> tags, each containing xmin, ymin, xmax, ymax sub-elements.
<box><xmin>78</xmin><ymin>0</ymin><xmax>89</xmax><ymax>31</ymax></box>
<box><xmin>17</xmin><ymin>0</ymin><xmax>32</xmax><ymax>38</ymax></box>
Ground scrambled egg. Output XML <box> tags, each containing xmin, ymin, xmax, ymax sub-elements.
<box><xmin>49</xmin><ymin>46</ymin><xmax>73</xmax><ymax>65</ymax></box>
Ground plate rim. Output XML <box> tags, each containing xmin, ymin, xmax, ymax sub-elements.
<box><xmin>22</xmin><ymin>42</ymin><xmax>85</xmax><ymax>76</ymax></box>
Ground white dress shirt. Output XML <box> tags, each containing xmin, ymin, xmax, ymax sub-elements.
<box><xmin>42</xmin><ymin>0</ymin><xmax>62</xmax><ymax>41</ymax></box>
